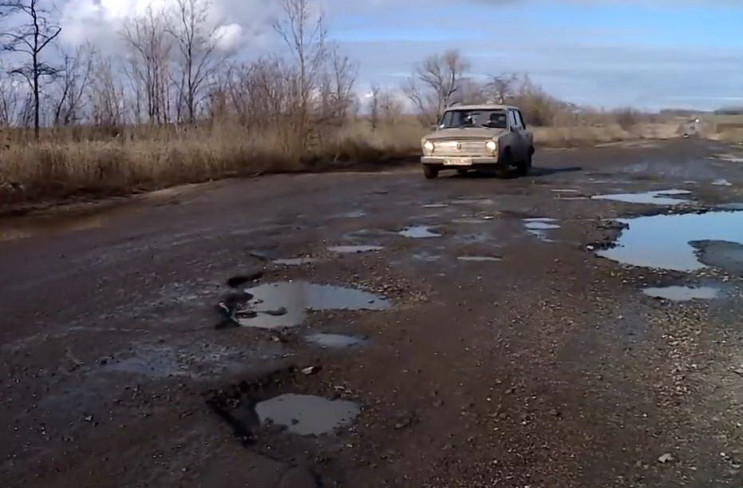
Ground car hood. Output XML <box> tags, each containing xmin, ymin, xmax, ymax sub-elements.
<box><xmin>425</xmin><ymin>128</ymin><xmax>507</xmax><ymax>141</ymax></box>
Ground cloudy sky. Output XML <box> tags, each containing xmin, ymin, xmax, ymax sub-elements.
<box><xmin>57</xmin><ymin>0</ymin><xmax>743</xmax><ymax>111</ymax></box>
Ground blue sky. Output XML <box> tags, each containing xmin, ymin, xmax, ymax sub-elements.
<box><xmin>58</xmin><ymin>0</ymin><xmax>743</xmax><ymax>111</ymax></box>
<box><xmin>322</xmin><ymin>0</ymin><xmax>743</xmax><ymax>110</ymax></box>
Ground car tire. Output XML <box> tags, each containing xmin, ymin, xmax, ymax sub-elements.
<box><xmin>517</xmin><ymin>149</ymin><xmax>533</xmax><ymax>176</ymax></box>
<box><xmin>496</xmin><ymin>151</ymin><xmax>512</xmax><ymax>178</ymax></box>
<box><xmin>423</xmin><ymin>165</ymin><xmax>439</xmax><ymax>180</ymax></box>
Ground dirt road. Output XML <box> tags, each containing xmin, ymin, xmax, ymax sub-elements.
<box><xmin>3</xmin><ymin>139</ymin><xmax>743</xmax><ymax>488</ymax></box>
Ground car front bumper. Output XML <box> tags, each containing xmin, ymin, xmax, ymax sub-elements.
<box><xmin>421</xmin><ymin>156</ymin><xmax>500</xmax><ymax>166</ymax></box>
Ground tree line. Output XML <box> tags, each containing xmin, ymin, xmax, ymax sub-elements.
<box><xmin>0</xmin><ymin>0</ymin><xmax>602</xmax><ymax>145</ymax></box>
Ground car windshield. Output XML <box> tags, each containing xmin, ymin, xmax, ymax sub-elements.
<box><xmin>440</xmin><ymin>109</ymin><xmax>507</xmax><ymax>129</ymax></box>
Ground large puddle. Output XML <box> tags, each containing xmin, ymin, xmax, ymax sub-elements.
<box><xmin>591</xmin><ymin>189</ymin><xmax>692</xmax><ymax>206</ymax></box>
<box><xmin>238</xmin><ymin>282</ymin><xmax>390</xmax><ymax>329</ymax></box>
<box><xmin>643</xmin><ymin>286</ymin><xmax>720</xmax><ymax>301</ymax></box>
<box><xmin>597</xmin><ymin>211</ymin><xmax>743</xmax><ymax>271</ymax></box>
<box><xmin>255</xmin><ymin>394</ymin><xmax>360</xmax><ymax>436</ymax></box>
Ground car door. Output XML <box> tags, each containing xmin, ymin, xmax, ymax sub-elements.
<box><xmin>507</xmin><ymin>110</ymin><xmax>526</xmax><ymax>161</ymax></box>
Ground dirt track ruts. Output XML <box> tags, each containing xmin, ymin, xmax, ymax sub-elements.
<box><xmin>2</xmin><ymin>139</ymin><xmax>743</xmax><ymax>488</ymax></box>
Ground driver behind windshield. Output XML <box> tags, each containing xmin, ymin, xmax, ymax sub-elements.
<box><xmin>442</xmin><ymin>110</ymin><xmax>507</xmax><ymax>129</ymax></box>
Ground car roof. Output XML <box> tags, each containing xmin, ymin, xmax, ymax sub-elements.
<box><xmin>444</xmin><ymin>105</ymin><xmax>517</xmax><ymax>111</ymax></box>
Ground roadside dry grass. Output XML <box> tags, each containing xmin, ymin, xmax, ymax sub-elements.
<box><xmin>534</xmin><ymin>122</ymin><xmax>681</xmax><ymax>147</ymax></box>
<box><xmin>0</xmin><ymin>118</ymin><xmax>687</xmax><ymax>208</ymax></box>
<box><xmin>0</xmin><ymin>121</ymin><xmax>422</xmax><ymax>207</ymax></box>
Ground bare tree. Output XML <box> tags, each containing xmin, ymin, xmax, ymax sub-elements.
<box><xmin>486</xmin><ymin>74</ymin><xmax>518</xmax><ymax>104</ymax></box>
<box><xmin>272</xmin><ymin>0</ymin><xmax>327</xmax><ymax>149</ymax></box>
<box><xmin>0</xmin><ymin>0</ymin><xmax>61</xmax><ymax>138</ymax></box>
<box><xmin>0</xmin><ymin>69</ymin><xmax>23</xmax><ymax>126</ymax></box>
<box><xmin>378</xmin><ymin>89</ymin><xmax>404</xmax><ymax>125</ymax></box>
<box><xmin>405</xmin><ymin>50</ymin><xmax>470</xmax><ymax>124</ymax></box>
<box><xmin>369</xmin><ymin>84</ymin><xmax>380</xmax><ymax>130</ymax></box>
<box><xmin>167</xmin><ymin>0</ymin><xmax>226</xmax><ymax>124</ymax></box>
<box><xmin>51</xmin><ymin>44</ymin><xmax>94</xmax><ymax>126</ymax></box>
<box><xmin>88</xmin><ymin>54</ymin><xmax>126</xmax><ymax>127</ymax></box>
<box><xmin>121</xmin><ymin>6</ymin><xmax>173</xmax><ymax>125</ymax></box>
<box><xmin>318</xmin><ymin>45</ymin><xmax>355</xmax><ymax>123</ymax></box>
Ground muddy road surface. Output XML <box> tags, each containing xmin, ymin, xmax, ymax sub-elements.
<box><xmin>3</xmin><ymin>139</ymin><xmax>743</xmax><ymax>487</ymax></box>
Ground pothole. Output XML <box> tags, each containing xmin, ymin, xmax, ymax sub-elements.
<box><xmin>597</xmin><ymin>211</ymin><xmax>743</xmax><ymax>272</ymax></box>
<box><xmin>591</xmin><ymin>189</ymin><xmax>692</xmax><ymax>206</ymax></box>
<box><xmin>643</xmin><ymin>286</ymin><xmax>721</xmax><ymax>301</ymax></box>
<box><xmin>713</xmin><ymin>179</ymin><xmax>733</xmax><ymax>187</ymax></box>
<box><xmin>399</xmin><ymin>226</ymin><xmax>441</xmax><ymax>239</ymax></box>
<box><xmin>452</xmin><ymin>216</ymin><xmax>496</xmax><ymax>225</ymax></box>
<box><xmin>328</xmin><ymin>245</ymin><xmax>384</xmax><ymax>254</ymax></box>
<box><xmin>305</xmin><ymin>333</ymin><xmax>366</xmax><ymax>349</ymax></box>
<box><xmin>457</xmin><ymin>256</ymin><xmax>502</xmax><ymax>263</ymax></box>
<box><xmin>524</xmin><ymin>218</ymin><xmax>561</xmax><ymax>242</ymax></box>
<box><xmin>255</xmin><ymin>394</ymin><xmax>360</xmax><ymax>436</ymax></box>
<box><xmin>273</xmin><ymin>257</ymin><xmax>321</xmax><ymax>266</ymax></box>
<box><xmin>237</xmin><ymin>282</ymin><xmax>390</xmax><ymax>329</ymax></box>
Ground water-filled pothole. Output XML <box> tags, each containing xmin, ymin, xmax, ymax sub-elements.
<box><xmin>524</xmin><ymin>218</ymin><xmax>560</xmax><ymax>242</ymax></box>
<box><xmin>399</xmin><ymin>226</ymin><xmax>441</xmax><ymax>239</ymax></box>
<box><xmin>305</xmin><ymin>333</ymin><xmax>366</xmax><ymax>349</ymax></box>
<box><xmin>643</xmin><ymin>286</ymin><xmax>721</xmax><ymax>301</ymax></box>
<box><xmin>238</xmin><ymin>282</ymin><xmax>390</xmax><ymax>329</ymax></box>
<box><xmin>597</xmin><ymin>211</ymin><xmax>743</xmax><ymax>272</ymax></box>
<box><xmin>713</xmin><ymin>179</ymin><xmax>733</xmax><ymax>187</ymax></box>
<box><xmin>273</xmin><ymin>257</ymin><xmax>321</xmax><ymax>266</ymax></box>
<box><xmin>255</xmin><ymin>394</ymin><xmax>360</xmax><ymax>436</ymax></box>
<box><xmin>328</xmin><ymin>245</ymin><xmax>384</xmax><ymax>254</ymax></box>
<box><xmin>458</xmin><ymin>256</ymin><xmax>502</xmax><ymax>263</ymax></box>
<box><xmin>591</xmin><ymin>189</ymin><xmax>692</xmax><ymax>206</ymax></box>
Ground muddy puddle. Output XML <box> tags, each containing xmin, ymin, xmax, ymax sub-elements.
<box><xmin>255</xmin><ymin>394</ymin><xmax>360</xmax><ymax>436</ymax></box>
<box><xmin>643</xmin><ymin>286</ymin><xmax>721</xmax><ymax>301</ymax></box>
<box><xmin>0</xmin><ymin>213</ymin><xmax>106</xmax><ymax>242</ymax></box>
<box><xmin>597</xmin><ymin>211</ymin><xmax>743</xmax><ymax>272</ymax></box>
<box><xmin>458</xmin><ymin>256</ymin><xmax>502</xmax><ymax>263</ymax></box>
<box><xmin>524</xmin><ymin>218</ymin><xmax>560</xmax><ymax>242</ymax></box>
<box><xmin>592</xmin><ymin>189</ymin><xmax>692</xmax><ymax>206</ymax></box>
<box><xmin>306</xmin><ymin>333</ymin><xmax>366</xmax><ymax>349</ymax></box>
<box><xmin>238</xmin><ymin>282</ymin><xmax>389</xmax><ymax>329</ymax></box>
<box><xmin>273</xmin><ymin>257</ymin><xmax>321</xmax><ymax>266</ymax></box>
<box><xmin>328</xmin><ymin>245</ymin><xmax>384</xmax><ymax>254</ymax></box>
<box><xmin>399</xmin><ymin>226</ymin><xmax>441</xmax><ymax>239</ymax></box>
<box><xmin>713</xmin><ymin>179</ymin><xmax>733</xmax><ymax>187</ymax></box>
<box><xmin>339</xmin><ymin>210</ymin><xmax>367</xmax><ymax>218</ymax></box>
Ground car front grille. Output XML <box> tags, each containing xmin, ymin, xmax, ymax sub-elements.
<box><xmin>433</xmin><ymin>140</ymin><xmax>491</xmax><ymax>157</ymax></box>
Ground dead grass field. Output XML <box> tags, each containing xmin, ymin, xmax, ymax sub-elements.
<box><xmin>0</xmin><ymin>118</ymin><xmax>699</xmax><ymax>208</ymax></box>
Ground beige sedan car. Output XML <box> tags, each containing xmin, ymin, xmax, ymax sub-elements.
<box><xmin>420</xmin><ymin>105</ymin><xmax>535</xmax><ymax>179</ymax></box>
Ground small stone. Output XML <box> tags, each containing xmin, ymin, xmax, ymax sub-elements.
<box><xmin>301</xmin><ymin>366</ymin><xmax>320</xmax><ymax>376</ymax></box>
<box><xmin>658</xmin><ymin>453</ymin><xmax>674</xmax><ymax>464</ymax></box>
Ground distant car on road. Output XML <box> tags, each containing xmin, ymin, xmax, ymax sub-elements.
<box><xmin>420</xmin><ymin>104</ymin><xmax>535</xmax><ymax>179</ymax></box>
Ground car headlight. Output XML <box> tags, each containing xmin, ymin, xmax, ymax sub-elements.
<box><xmin>486</xmin><ymin>141</ymin><xmax>497</xmax><ymax>153</ymax></box>
<box><xmin>423</xmin><ymin>140</ymin><xmax>435</xmax><ymax>154</ymax></box>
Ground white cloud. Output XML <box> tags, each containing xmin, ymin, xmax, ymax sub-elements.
<box><xmin>59</xmin><ymin>0</ymin><xmax>277</xmax><ymax>54</ymax></box>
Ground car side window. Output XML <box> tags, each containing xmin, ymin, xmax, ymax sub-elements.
<box><xmin>507</xmin><ymin>110</ymin><xmax>517</xmax><ymax>129</ymax></box>
<box><xmin>516</xmin><ymin>110</ymin><xmax>526</xmax><ymax>129</ymax></box>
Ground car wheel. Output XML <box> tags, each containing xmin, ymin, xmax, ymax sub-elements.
<box><xmin>423</xmin><ymin>165</ymin><xmax>439</xmax><ymax>180</ymax></box>
<box><xmin>517</xmin><ymin>150</ymin><xmax>533</xmax><ymax>176</ymax></box>
<box><xmin>496</xmin><ymin>151</ymin><xmax>512</xmax><ymax>178</ymax></box>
